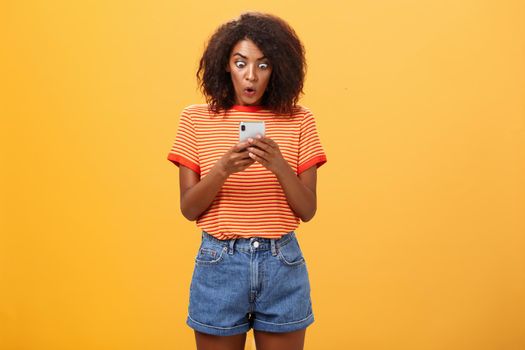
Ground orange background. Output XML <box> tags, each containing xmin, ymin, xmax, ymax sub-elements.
<box><xmin>2</xmin><ymin>0</ymin><xmax>524</xmax><ymax>349</ymax></box>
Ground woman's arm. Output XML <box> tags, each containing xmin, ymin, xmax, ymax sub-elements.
<box><xmin>178</xmin><ymin>141</ymin><xmax>255</xmax><ymax>221</ymax></box>
<box><xmin>179</xmin><ymin>164</ymin><xmax>228</xmax><ymax>221</ymax></box>
<box><xmin>275</xmin><ymin>165</ymin><xmax>317</xmax><ymax>222</ymax></box>
<box><xmin>246</xmin><ymin>136</ymin><xmax>318</xmax><ymax>222</ymax></box>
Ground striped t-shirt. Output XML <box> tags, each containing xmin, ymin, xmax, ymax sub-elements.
<box><xmin>167</xmin><ymin>104</ymin><xmax>327</xmax><ymax>240</ymax></box>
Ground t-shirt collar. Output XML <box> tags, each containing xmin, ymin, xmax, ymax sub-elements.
<box><xmin>232</xmin><ymin>104</ymin><xmax>265</xmax><ymax>112</ymax></box>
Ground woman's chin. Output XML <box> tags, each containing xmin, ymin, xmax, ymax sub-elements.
<box><xmin>237</xmin><ymin>98</ymin><xmax>262</xmax><ymax>106</ymax></box>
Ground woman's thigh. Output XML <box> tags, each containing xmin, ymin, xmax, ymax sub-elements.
<box><xmin>254</xmin><ymin>328</ymin><xmax>306</xmax><ymax>350</ymax></box>
<box><xmin>194</xmin><ymin>330</ymin><xmax>247</xmax><ymax>350</ymax></box>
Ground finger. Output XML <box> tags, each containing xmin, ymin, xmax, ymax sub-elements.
<box><xmin>246</xmin><ymin>146</ymin><xmax>268</xmax><ymax>160</ymax></box>
<box><xmin>248</xmin><ymin>137</ymin><xmax>271</xmax><ymax>152</ymax></box>
<box><xmin>258</xmin><ymin>136</ymin><xmax>279</xmax><ymax>149</ymax></box>
<box><xmin>236</xmin><ymin>150</ymin><xmax>253</xmax><ymax>159</ymax></box>
<box><xmin>232</xmin><ymin>140</ymin><xmax>251</xmax><ymax>152</ymax></box>
<box><xmin>236</xmin><ymin>159</ymin><xmax>255</xmax><ymax>168</ymax></box>
<box><xmin>233</xmin><ymin>146</ymin><xmax>247</xmax><ymax>153</ymax></box>
<box><xmin>236</xmin><ymin>158</ymin><xmax>253</xmax><ymax>167</ymax></box>
<box><xmin>248</xmin><ymin>151</ymin><xmax>267</xmax><ymax>164</ymax></box>
<box><xmin>237</xmin><ymin>154</ymin><xmax>256</xmax><ymax>162</ymax></box>
<box><xmin>264</xmin><ymin>137</ymin><xmax>278</xmax><ymax>148</ymax></box>
<box><xmin>235</xmin><ymin>154</ymin><xmax>253</xmax><ymax>164</ymax></box>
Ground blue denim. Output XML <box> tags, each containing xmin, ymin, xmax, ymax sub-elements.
<box><xmin>186</xmin><ymin>230</ymin><xmax>314</xmax><ymax>336</ymax></box>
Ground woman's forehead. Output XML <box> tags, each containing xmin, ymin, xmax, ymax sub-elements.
<box><xmin>230</xmin><ymin>39</ymin><xmax>266</xmax><ymax>59</ymax></box>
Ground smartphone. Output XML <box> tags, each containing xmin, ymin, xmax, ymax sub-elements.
<box><xmin>239</xmin><ymin>121</ymin><xmax>265</xmax><ymax>143</ymax></box>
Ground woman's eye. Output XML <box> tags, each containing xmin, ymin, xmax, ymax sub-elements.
<box><xmin>259</xmin><ymin>63</ymin><xmax>269</xmax><ymax>69</ymax></box>
<box><xmin>235</xmin><ymin>61</ymin><xmax>246</xmax><ymax>68</ymax></box>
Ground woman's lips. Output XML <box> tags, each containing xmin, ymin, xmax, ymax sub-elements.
<box><xmin>243</xmin><ymin>87</ymin><xmax>256</xmax><ymax>97</ymax></box>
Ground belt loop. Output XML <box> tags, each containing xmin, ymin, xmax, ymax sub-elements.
<box><xmin>270</xmin><ymin>239</ymin><xmax>278</xmax><ymax>256</ymax></box>
<box><xmin>228</xmin><ymin>238</ymin><xmax>236</xmax><ymax>255</ymax></box>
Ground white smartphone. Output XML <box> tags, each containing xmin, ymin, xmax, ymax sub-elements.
<box><xmin>239</xmin><ymin>121</ymin><xmax>265</xmax><ymax>143</ymax></box>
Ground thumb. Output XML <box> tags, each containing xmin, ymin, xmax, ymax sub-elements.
<box><xmin>233</xmin><ymin>140</ymin><xmax>250</xmax><ymax>152</ymax></box>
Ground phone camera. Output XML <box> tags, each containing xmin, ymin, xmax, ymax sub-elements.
<box><xmin>241</xmin><ymin>125</ymin><xmax>246</xmax><ymax>131</ymax></box>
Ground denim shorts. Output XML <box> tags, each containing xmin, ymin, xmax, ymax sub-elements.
<box><xmin>186</xmin><ymin>230</ymin><xmax>314</xmax><ymax>336</ymax></box>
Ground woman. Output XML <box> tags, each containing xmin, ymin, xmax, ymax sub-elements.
<box><xmin>167</xmin><ymin>11</ymin><xmax>327</xmax><ymax>350</ymax></box>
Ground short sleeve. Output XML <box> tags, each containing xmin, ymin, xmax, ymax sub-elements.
<box><xmin>167</xmin><ymin>107</ymin><xmax>200</xmax><ymax>174</ymax></box>
<box><xmin>297</xmin><ymin>109</ymin><xmax>327</xmax><ymax>175</ymax></box>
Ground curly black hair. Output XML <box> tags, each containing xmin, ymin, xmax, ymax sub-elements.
<box><xmin>196</xmin><ymin>12</ymin><xmax>307</xmax><ymax>116</ymax></box>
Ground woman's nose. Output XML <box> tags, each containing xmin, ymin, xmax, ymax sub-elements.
<box><xmin>245</xmin><ymin>65</ymin><xmax>257</xmax><ymax>81</ymax></box>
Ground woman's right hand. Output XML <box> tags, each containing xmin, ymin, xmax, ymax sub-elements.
<box><xmin>215</xmin><ymin>140</ymin><xmax>256</xmax><ymax>176</ymax></box>
<box><xmin>179</xmin><ymin>140</ymin><xmax>257</xmax><ymax>221</ymax></box>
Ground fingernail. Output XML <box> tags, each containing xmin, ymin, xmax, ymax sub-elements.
<box><xmin>248</xmin><ymin>138</ymin><xmax>253</xmax><ymax>143</ymax></box>
<box><xmin>256</xmin><ymin>134</ymin><xmax>262</xmax><ymax>139</ymax></box>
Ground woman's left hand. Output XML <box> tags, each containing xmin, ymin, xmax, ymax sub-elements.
<box><xmin>247</xmin><ymin>135</ymin><xmax>290</xmax><ymax>175</ymax></box>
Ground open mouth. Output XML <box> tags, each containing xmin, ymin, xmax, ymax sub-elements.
<box><xmin>244</xmin><ymin>87</ymin><xmax>256</xmax><ymax>96</ymax></box>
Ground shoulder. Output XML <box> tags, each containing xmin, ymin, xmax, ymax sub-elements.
<box><xmin>291</xmin><ymin>105</ymin><xmax>316</xmax><ymax>122</ymax></box>
<box><xmin>181</xmin><ymin>103</ymin><xmax>210</xmax><ymax>115</ymax></box>
<box><xmin>178</xmin><ymin>104</ymin><xmax>216</xmax><ymax>124</ymax></box>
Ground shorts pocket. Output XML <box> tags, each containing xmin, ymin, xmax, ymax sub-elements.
<box><xmin>277</xmin><ymin>237</ymin><xmax>306</xmax><ymax>267</ymax></box>
<box><xmin>195</xmin><ymin>242</ymin><xmax>227</xmax><ymax>266</ymax></box>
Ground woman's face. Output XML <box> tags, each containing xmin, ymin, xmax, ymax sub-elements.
<box><xmin>226</xmin><ymin>39</ymin><xmax>272</xmax><ymax>106</ymax></box>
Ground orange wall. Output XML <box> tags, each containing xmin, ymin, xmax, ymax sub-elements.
<box><xmin>2</xmin><ymin>1</ymin><xmax>524</xmax><ymax>349</ymax></box>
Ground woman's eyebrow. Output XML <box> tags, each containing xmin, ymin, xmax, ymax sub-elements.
<box><xmin>233</xmin><ymin>52</ymin><xmax>267</xmax><ymax>60</ymax></box>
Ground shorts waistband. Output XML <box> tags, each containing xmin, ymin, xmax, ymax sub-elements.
<box><xmin>201</xmin><ymin>231</ymin><xmax>296</xmax><ymax>256</ymax></box>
